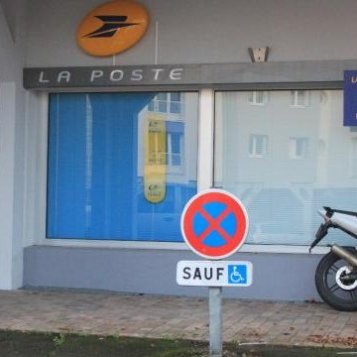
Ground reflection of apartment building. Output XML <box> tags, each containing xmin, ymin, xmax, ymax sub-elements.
<box><xmin>215</xmin><ymin>90</ymin><xmax>356</xmax><ymax>245</ymax></box>
<box><xmin>135</xmin><ymin>93</ymin><xmax>198</xmax><ymax>240</ymax></box>
<box><xmin>138</xmin><ymin>93</ymin><xmax>198</xmax><ymax>183</ymax></box>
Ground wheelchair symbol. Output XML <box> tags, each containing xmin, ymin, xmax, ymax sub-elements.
<box><xmin>228</xmin><ymin>264</ymin><xmax>247</xmax><ymax>284</ymax></box>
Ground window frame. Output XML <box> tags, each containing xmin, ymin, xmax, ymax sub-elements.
<box><xmin>289</xmin><ymin>137</ymin><xmax>309</xmax><ymax>159</ymax></box>
<box><xmin>248</xmin><ymin>91</ymin><xmax>268</xmax><ymax>106</ymax></box>
<box><xmin>26</xmin><ymin>84</ymin><xmax>341</xmax><ymax>255</ymax></box>
<box><xmin>166</xmin><ymin>130</ymin><xmax>184</xmax><ymax>174</ymax></box>
<box><xmin>31</xmin><ymin>89</ymin><xmax>205</xmax><ymax>250</ymax></box>
<box><xmin>212</xmin><ymin>87</ymin><xmax>343</xmax><ymax>253</ymax></box>
<box><xmin>290</xmin><ymin>90</ymin><xmax>311</xmax><ymax>108</ymax></box>
<box><xmin>148</xmin><ymin>92</ymin><xmax>183</xmax><ymax>115</ymax></box>
<box><xmin>45</xmin><ymin>91</ymin><xmax>200</xmax><ymax>243</ymax></box>
<box><xmin>249</xmin><ymin>134</ymin><xmax>269</xmax><ymax>158</ymax></box>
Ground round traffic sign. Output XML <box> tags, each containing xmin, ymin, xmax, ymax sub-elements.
<box><xmin>181</xmin><ymin>189</ymin><xmax>249</xmax><ymax>260</ymax></box>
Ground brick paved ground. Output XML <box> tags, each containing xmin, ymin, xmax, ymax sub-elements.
<box><xmin>0</xmin><ymin>290</ymin><xmax>356</xmax><ymax>348</ymax></box>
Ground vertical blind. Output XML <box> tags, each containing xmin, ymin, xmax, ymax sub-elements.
<box><xmin>47</xmin><ymin>92</ymin><xmax>198</xmax><ymax>241</ymax></box>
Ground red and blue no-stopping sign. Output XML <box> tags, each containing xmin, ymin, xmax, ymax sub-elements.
<box><xmin>181</xmin><ymin>189</ymin><xmax>249</xmax><ymax>260</ymax></box>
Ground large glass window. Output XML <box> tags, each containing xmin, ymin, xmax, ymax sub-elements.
<box><xmin>214</xmin><ymin>90</ymin><xmax>357</xmax><ymax>246</ymax></box>
<box><xmin>47</xmin><ymin>92</ymin><xmax>198</xmax><ymax>241</ymax></box>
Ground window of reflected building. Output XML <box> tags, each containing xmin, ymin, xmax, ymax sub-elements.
<box><xmin>214</xmin><ymin>90</ymin><xmax>356</xmax><ymax>246</ymax></box>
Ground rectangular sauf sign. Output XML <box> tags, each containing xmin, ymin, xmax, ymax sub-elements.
<box><xmin>176</xmin><ymin>261</ymin><xmax>253</xmax><ymax>287</ymax></box>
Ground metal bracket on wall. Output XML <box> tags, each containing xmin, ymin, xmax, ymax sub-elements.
<box><xmin>248</xmin><ymin>47</ymin><xmax>270</xmax><ymax>63</ymax></box>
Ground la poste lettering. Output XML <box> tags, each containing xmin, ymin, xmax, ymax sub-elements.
<box><xmin>35</xmin><ymin>67</ymin><xmax>184</xmax><ymax>86</ymax></box>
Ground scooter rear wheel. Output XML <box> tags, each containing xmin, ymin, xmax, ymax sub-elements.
<box><xmin>315</xmin><ymin>248</ymin><xmax>357</xmax><ymax>311</ymax></box>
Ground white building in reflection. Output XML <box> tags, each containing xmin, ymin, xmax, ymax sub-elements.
<box><xmin>215</xmin><ymin>90</ymin><xmax>357</xmax><ymax>245</ymax></box>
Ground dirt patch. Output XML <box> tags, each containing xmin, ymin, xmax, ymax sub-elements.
<box><xmin>1</xmin><ymin>331</ymin><xmax>205</xmax><ymax>357</ymax></box>
<box><xmin>233</xmin><ymin>344</ymin><xmax>356</xmax><ymax>357</ymax></box>
<box><xmin>0</xmin><ymin>330</ymin><xmax>354</xmax><ymax>356</ymax></box>
<box><xmin>308</xmin><ymin>334</ymin><xmax>357</xmax><ymax>347</ymax></box>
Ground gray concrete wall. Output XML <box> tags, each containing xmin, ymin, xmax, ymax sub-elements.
<box><xmin>25</xmin><ymin>0</ymin><xmax>357</xmax><ymax>67</ymax></box>
<box><xmin>0</xmin><ymin>0</ymin><xmax>27</xmax><ymax>289</ymax></box>
<box><xmin>24</xmin><ymin>246</ymin><xmax>322</xmax><ymax>301</ymax></box>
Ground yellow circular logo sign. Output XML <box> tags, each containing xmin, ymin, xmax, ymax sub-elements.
<box><xmin>77</xmin><ymin>0</ymin><xmax>149</xmax><ymax>57</ymax></box>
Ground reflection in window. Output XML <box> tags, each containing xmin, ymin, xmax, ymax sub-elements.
<box><xmin>249</xmin><ymin>134</ymin><xmax>268</xmax><ymax>157</ymax></box>
<box><xmin>168</xmin><ymin>133</ymin><xmax>181</xmax><ymax>165</ymax></box>
<box><xmin>214</xmin><ymin>90</ymin><xmax>356</xmax><ymax>246</ymax></box>
<box><xmin>148</xmin><ymin>92</ymin><xmax>182</xmax><ymax>114</ymax></box>
<box><xmin>350</xmin><ymin>138</ymin><xmax>357</xmax><ymax>177</ymax></box>
<box><xmin>289</xmin><ymin>137</ymin><xmax>309</xmax><ymax>159</ymax></box>
<box><xmin>170</xmin><ymin>92</ymin><xmax>182</xmax><ymax>113</ymax></box>
<box><xmin>47</xmin><ymin>92</ymin><xmax>198</xmax><ymax>242</ymax></box>
<box><xmin>291</xmin><ymin>90</ymin><xmax>310</xmax><ymax>107</ymax></box>
<box><xmin>166</xmin><ymin>124</ymin><xmax>184</xmax><ymax>174</ymax></box>
<box><xmin>248</xmin><ymin>91</ymin><xmax>268</xmax><ymax>106</ymax></box>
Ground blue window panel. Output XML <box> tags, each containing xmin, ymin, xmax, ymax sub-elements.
<box><xmin>158</xmin><ymin>101</ymin><xmax>167</xmax><ymax>113</ymax></box>
<box><xmin>170</xmin><ymin>132</ymin><xmax>182</xmax><ymax>166</ymax></box>
<box><xmin>147</xmin><ymin>101</ymin><xmax>155</xmax><ymax>111</ymax></box>
<box><xmin>170</xmin><ymin>102</ymin><xmax>181</xmax><ymax>114</ymax></box>
<box><xmin>170</xmin><ymin>92</ymin><xmax>181</xmax><ymax>101</ymax></box>
<box><xmin>47</xmin><ymin>92</ymin><xmax>198</xmax><ymax>241</ymax></box>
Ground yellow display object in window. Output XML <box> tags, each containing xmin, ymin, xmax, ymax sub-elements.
<box><xmin>144</xmin><ymin>114</ymin><xmax>166</xmax><ymax>203</ymax></box>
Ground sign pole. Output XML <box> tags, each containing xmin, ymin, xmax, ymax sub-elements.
<box><xmin>179</xmin><ymin>189</ymin><xmax>251</xmax><ymax>357</ymax></box>
<box><xmin>209</xmin><ymin>286</ymin><xmax>222</xmax><ymax>357</ymax></box>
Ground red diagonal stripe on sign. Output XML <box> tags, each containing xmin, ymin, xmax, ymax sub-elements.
<box><xmin>197</xmin><ymin>206</ymin><xmax>232</xmax><ymax>243</ymax></box>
